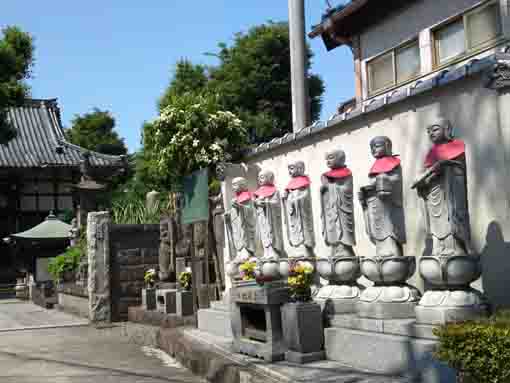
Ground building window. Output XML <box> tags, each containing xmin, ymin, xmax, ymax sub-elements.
<box><xmin>367</xmin><ymin>40</ymin><xmax>421</xmax><ymax>95</ymax></box>
<box><xmin>434</xmin><ymin>1</ymin><xmax>501</xmax><ymax>66</ymax></box>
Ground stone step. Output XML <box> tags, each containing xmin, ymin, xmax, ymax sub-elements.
<box><xmin>209</xmin><ymin>300</ymin><xmax>230</xmax><ymax>312</ymax></box>
<box><xmin>157</xmin><ymin>327</ymin><xmax>416</xmax><ymax>383</ymax></box>
<box><xmin>328</xmin><ymin>313</ymin><xmax>438</xmax><ymax>340</ymax></box>
<box><xmin>197</xmin><ymin>307</ymin><xmax>233</xmax><ymax>338</ymax></box>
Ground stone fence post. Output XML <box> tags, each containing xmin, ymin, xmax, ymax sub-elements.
<box><xmin>88</xmin><ymin>211</ymin><xmax>111</xmax><ymax>323</ymax></box>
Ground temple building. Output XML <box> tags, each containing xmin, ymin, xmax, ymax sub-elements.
<box><xmin>0</xmin><ymin>99</ymin><xmax>125</xmax><ymax>283</ymax></box>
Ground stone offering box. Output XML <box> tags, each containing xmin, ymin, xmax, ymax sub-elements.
<box><xmin>281</xmin><ymin>302</ymin><xmax>326</xmax><ymax>363</ymax></box>
<box><xmin>156</xmin><ymin>289</ymin><xmax>177</xmax><ymax>314</ymax></box>
<box><xmin>230</xmin><ymin>280</ymin><xmax>289</xmax><ymax>362</ymax></box>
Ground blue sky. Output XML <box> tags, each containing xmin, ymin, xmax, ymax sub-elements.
<box><xmin>3</xmin><ymin>1</ymin><xmax>353</xmax><ymax>152</ymax></box>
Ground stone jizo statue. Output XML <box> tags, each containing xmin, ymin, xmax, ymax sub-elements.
<box><xmin>412</xmin><ymin>119</ymin><xmax>486</xmax><ymax>324</ymax></box>
<box><xmin>225</xmin><ymin>177</ymin><xmax>256</xmax><ymax>269</ymax></box>
<box><xmin>282</xmin><ymin>161</ymin><xmax>315</xmax><ymax>259</ymax></box>
<box><xmin>316</xmin><ymin>150</ymin><xmax>362</xmax><ymax>312</ymax></box>
<box><xmin>412</xmin><ymin>118</ymin><xmax>471</xmax><ymax>258</ymax></box>
<box><xmin>359</xmin><ymin>136</ymin><xmax>405</xmax><ymax>258</ymax></box>
<box><xmin>254</xmin><ymin>170</ymin><xmax>283</xmax><ymax>261</ymax></box>
<box><xmin>358</xmin><ymin>136</ymin><xmax>420</xmax><ymax>319</ymax></box>
<box><xmin>320</xmin><ymin>149</ymin><xmax>355</xmax><ymax>258</ymax></box>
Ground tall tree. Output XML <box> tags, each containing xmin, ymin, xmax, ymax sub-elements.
<box><xmin>65</xmin><ymin>108</ymin><xmax>128</xmax><ymax>155</ymax></box>
<box><xmin>0</xmin><ymin>26</ymin><xmax>34</xmax><ymax>145</ymax></box>
<box><xmin>209</xmin><ymin>22</ymin><xmax>324</xmax><ymax>142</ymax></box>
<box><xmin>158</xmin><ymin>59</ymin><xmax>208</xmax><ymax>111</ymax></box>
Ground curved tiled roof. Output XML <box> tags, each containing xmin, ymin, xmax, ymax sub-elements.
<box><xmin>0</xmin><ymin>99</ymin><xmax>125</xmax><ymax>169</ymax></box>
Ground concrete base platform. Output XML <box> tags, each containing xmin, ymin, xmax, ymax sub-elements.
<box><xmin>197</xmin><ymin>300</ymin><xmax>232</xmax><ymax>338</ymax></box>
<box><xmin>357</xmin><ymin>301</ymin><xmax>418</xmax><ymax>319</ymax></box>
<box><xmin>128</xmin><ymin>306</ymin><xmax>196</xmax><ymax>328</ymax></box>
<box><xmin>285</xmin><ymin>350</ymin><xmax>326</xmax><ymax>364</ymax></box>
<box><xmin>156</xmin><ymin>327</ymin><xmax>417</xmax><ymax>383</ymax></box>
<box><xmin>415</xmin><ymin>304</ymin><xmax>487</xmax><ymax>325</ymax></box>
<box><xmin>325</xmin><ymin>315</ymin><xmax>456</xmax><ymax>383</ymax></box>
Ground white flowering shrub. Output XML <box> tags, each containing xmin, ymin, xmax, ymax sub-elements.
<box><xmin>143</xmin><ymin>93</ymin><xmax>248</xmax><ymax>184</ymax></box>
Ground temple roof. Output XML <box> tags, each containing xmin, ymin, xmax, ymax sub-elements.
<box><xmin>10</xmin><ymin>212</ymin><xmax>71</xmax><ymax>240</ymax></box>
<box><xmin>0</xmin><ymin>99</ymin><xmax>126</xmax><ymax>169</ymax></box>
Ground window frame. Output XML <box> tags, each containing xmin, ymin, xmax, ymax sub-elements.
<box><xmin>432</xmin><ymin>0</ymin><xmax>502</xmax><ymax>68</ymax></box>
<box><xmin>366</xmin><ymin>38</ymin><xmax>421</xmax><ymax>96</ymax></box>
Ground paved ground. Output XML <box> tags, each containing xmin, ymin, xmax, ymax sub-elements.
<box><xmin>0</xmin><ymin>299</ymin><xmax>88</xmax><ymax>331</ymax></box>
<box><xmin>0</xmin><ymin>300</ymin><xmax>204</xmax><ymax>383</ymax></box>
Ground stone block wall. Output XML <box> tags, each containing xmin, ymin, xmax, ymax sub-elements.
<box><xmin>110</xmin><ymin>224</ymin><xmax>159</xmax><ymax>321</ymax></box>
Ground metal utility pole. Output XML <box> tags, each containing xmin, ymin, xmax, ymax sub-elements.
<box><xmin>288</xmin><ymin>0</ymin><xmax>310</xmax><ymax>132</ymax></box>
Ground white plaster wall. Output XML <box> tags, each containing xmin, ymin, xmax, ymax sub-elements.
<box><xmin>360</xmin><ymin>0</ymin><xmax>487</xmax><ymax>60</ymax></box>
<box><xmin>225</xmin><ymin>74</ymin><xmax>510</xmax><ymax>308</ymax></box>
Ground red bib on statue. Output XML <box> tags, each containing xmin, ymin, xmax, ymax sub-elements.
<box><xmin>369</xmin><ymin>156</ymin><xmax>401</xmax><ymax>175</ymax></box>
<box><xmin>424</xmin><ymin>139</ymin><xmax>465</xmax><ymax>168</ymax></box>
<box><xmin>285</xmin><ymin>176</ymin><xmax>311</xmax><ymax>191</ymax></box>
<box><xmin>254</xmin><ymin>184</ymin><xmax>277</xmax><ymax>198</ymax></box>
<box><xmin>235</xmin><ymin>191</ymin><xmax>253</xmax><ymax>203</ymax></box>
<box><xmin>323</xmin><ymin>167</ymin><xmax>352</xmax><ymax>179</ymax></box>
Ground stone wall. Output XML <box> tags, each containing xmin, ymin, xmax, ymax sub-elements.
<box><xmin>110</xmin><ymin>224</ymin><xmax>159</xmax><ymax>321</ymax></box>
<box><xmin>222</xmin><ymin>72</ymin><xmax>510</xmax><ymax>309</ymax></box>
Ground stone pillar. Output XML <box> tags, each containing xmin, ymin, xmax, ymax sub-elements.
<box><xmin>288</xmin><ymin>0</ymin><xmax>310</xmax><ymax>132</ymax></box>
<box><xmin>146</xmin><ymin>190</ymin><xmax>160</xmax><ymax>210</ymax></box>
<box><xmin>87</xmin><ymin>211</ymin><xmax>111</xmax><ymax>323</ymax></box>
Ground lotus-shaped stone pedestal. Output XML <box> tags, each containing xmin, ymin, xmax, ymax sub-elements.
<box><xmin>358</xmin><ymin>256</ymin><xmax>421</xmax><ymax>319</ymax></box>
<box><xmin>253</xmin><ymin>258</ymin><xmax>282</xmax><ymax>283</ymax></box>
<box><xmin>315</xmin><ymin>256</ymin><xmax>363</xmax><ymax>315</ymax></box>
<box><xmin>415</xmin><ymin>255</ymin><xmax>488</xmax><ymax>324</ymax></box>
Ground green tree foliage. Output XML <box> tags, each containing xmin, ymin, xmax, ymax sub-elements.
<box><xmin>158</xmin><ymin>59</ymin><xmax>208</xmax><ymax>111</ymax></box>
<box><xmin>0</xmin><ymin>26</ymin><xmax>34</xmax><ymax>145</ymax></box>
<box><xmin>143</xmin><ymin>92</ymin><xmax>247</xmax><ymax>187</ymax></box>
<box><xmin>208</xmin><ymin>22</ymin><xmax>324</xmax><ymax>142</ymax></box>
<box><xmin>156</xmin><ymin>22</ymin><xmax>324</xmax><ymax>144</ymax></box>
<box><xmin>65</xmin><ymin>108</ymin><xmax>128</xmax><ymax>155</ymax></box>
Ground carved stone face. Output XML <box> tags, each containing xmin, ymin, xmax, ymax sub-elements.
<box><xmin>258</xmin><ymin>170</ymin><xmax>274</xmax><ymax>186</ymax></box>
<box><xmin>288</xmin><ymin>161</ymin><xmax>305</xmax><ymax>177</ymax></box>
<box><xmin>370</xmin><ymin>136</ymin><xmax>392</xmax><ymax>158</ymax></box>
<box><xmin>232</xmin><ymin>177</ymin><xmax>248</xmax><ymax>193</ymax></box>
<box><xmin>427</xmin><ymin>120</ymin><xmax>451</xmax><ymax>144</ymax></box>
<box><xmin>325</xmin><ymin>150</ymin><xmax>346</xmax><ymax>169</ymax></box>
<box><xmin>160</xmin><ymin>220</ymin><xmax>169</xmax><ymax>240</ymax></box>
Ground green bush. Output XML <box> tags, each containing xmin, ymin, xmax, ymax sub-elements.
<box><xmin>47</xmin><ymin>246</ymin><xmax>82</xmax><ymax>281</ymax></box>
<box><xmin>111</xmin><ymin>194</ymin><xmax>167</xmax><ymax>224</ymax></box>
<box><xmin>433</xmin><ymin>311</ymin><xmax>510</xmax><ymax>383</ymax></box>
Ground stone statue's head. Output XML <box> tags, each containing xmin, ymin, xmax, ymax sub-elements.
<box><xmin>232</xmin><ymin>177</ymin><xmax>248</xmax><ymax>193</ymax></box>
<box><xmin>71</xmin><ymin>218</ymin><xmax>78</xmax><ymax>228</ymax></box>
<box><xmin>160</xmin><ymin>219</ymin><xmax>169</xmax><ymax>240</ymax></box>
<box><xmin>427</xmin><ymin>118</ymin><xmax>452</xmax><ymax>144</ymax></box>
<box><xmin>288</xmin><ymin>161</ymin><xmax>305</xmax><ymax>177</ymax></box>
<box><xmin>325</xmin><ymin>149</ymin><xmax>346</xmax><ymax>169</ymax></box>
<box><xmin>370</xmin><ymin>136</ymin><xmax>393</xmax><ymax>158</ymax></box>
<box><xmin>257</xmin><ymin>170</ymin><xmax>275</xmax><ymax>186</ymax></box>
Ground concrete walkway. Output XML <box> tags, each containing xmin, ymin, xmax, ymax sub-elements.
<box><xmin>0</xmin><ymin>299</ymin><xmax>88</xmax><ymax>331</ymax></box>
<box><xmin>0</xmin><ymin>300</ymin><xmax>205</xmax><ymax>383</ymax></box>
